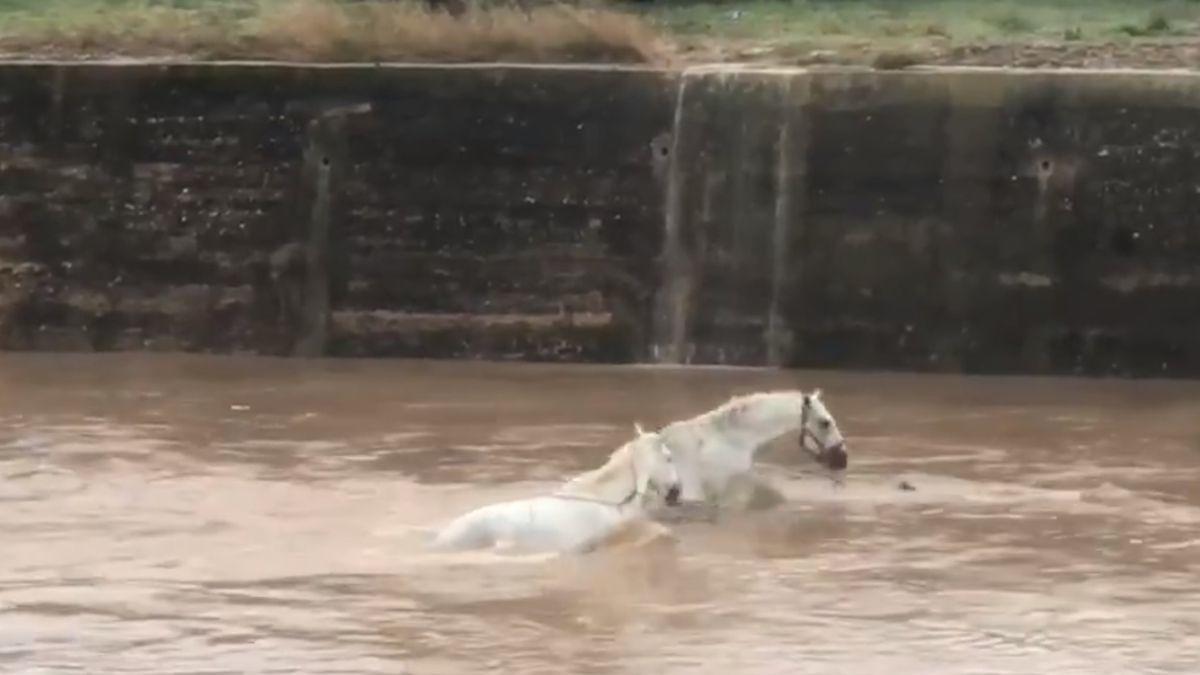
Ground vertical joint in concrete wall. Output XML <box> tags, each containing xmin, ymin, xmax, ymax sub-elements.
<box><xmin>941</xmin><ymin>74</ymin><xmax>1004</xmax><ymax>370</ymax></box>
<box><xmin>765</xmin><ymin>75</ymin><xmax>810</xmax><ymax>367</ymax></box>
<box><xmin>49</xmin><ymin>66</ymin><xmax>67</xmax><ymax>147</ymax></box>
<box><xmin>652</xmin><ymin>72</ymin><xmax>697</xmax><ymax>364</ymax></box>
<box><xmin>293</xmin><ymin>102</ymin><xmax>370</xmax><ymax>358</ymax></box>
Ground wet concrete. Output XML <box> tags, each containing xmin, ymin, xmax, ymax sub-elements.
<box><xmin>2</xmin><ymin>64</ymin><xmax>1200</xmax><ymax>376</ymax></box>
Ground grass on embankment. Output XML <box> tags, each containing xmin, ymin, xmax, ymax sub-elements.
<box><xmin>0</xmin><ymin>0</ymin><xmax>666</xmax><ymax>63</ymax></box>
<box><xmin>1</xmin><ymin>0</ymin><xmax>1200</xmax><ymax>65</ymax></box>
<box><xmin>635</xmin><ymin>0</ymin><xmax>1200</xmax><ymax>64</ymax></box>
<box><xmin>645</xmin><ymin>0</ymin><xmax>1200</xmax><ymax>42</ymax></box>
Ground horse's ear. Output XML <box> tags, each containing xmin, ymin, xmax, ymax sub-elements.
<box><xmin>634</xmin><ymin>422</ymin><xmax>646</xmax><ymax>436</ymax></box>
<box><xmin>812</xmin><ymin>388</ymin><xmax>823</xmax><ymax>400</ymax></box>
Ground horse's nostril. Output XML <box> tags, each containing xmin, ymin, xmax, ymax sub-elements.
<box><xmin>827</xmin><ymin>446</ymin><xmax>848</xmax><ymax>471</ymax></box>
<box><xmin>665</xmin><ymin>485</ymin><xmax>681</xmax><ymax>505</ymax></box>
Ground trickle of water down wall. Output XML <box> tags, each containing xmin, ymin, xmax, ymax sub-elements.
<box><xmin>652</xmin><ymin>66</ymin><xmax>1200</xmax><ymax>377</ymax></box>
<box><xmin>1</xmin><ymin>63</ymin><xmax>1199</xmax><ymax>377</ymax></box>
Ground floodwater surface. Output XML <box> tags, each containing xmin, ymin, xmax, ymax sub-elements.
<box><xmin>2</xmin><ymin>354</ymin><xmax>1199</xmax><ymax>674</ymax></box>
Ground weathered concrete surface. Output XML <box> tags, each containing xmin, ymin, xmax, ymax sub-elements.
<box><xmin>654</xmin><ymin>66</ymin><xmax>1200</xmax><ymax>378</ymax></box>
<box><xmin>1</xmin><ymin>62</ymin><xmax>1198</xmax><ymax>377</ymax></box>
<box><xmin>0</xmin><ymin>63</ymin><xmax>674</xmax><ymax>361</ymax></box>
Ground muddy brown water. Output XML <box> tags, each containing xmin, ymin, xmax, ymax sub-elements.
<box><xmin>2</xmin><ymin>353</ymin><xmax>1199</xmax><ymax>674</ymax></box>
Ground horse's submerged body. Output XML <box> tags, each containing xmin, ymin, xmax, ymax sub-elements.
<box><xmin>429</xmin><ymin>426</ymin><xmax>682</xmax><ymax>555</ymax></box>
<box><xmin>655</xmin><ymin>390</ymin><xmax>849</xmax><ymax>510</ymax></box>
<box><xmin>427</xmin><ymin>496</ymin><xmax>648</xmax><ymax>554</ymax></box>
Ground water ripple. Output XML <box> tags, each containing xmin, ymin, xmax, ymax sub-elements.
<box><xmin>2</xmin><ymin>355</ymin><xmax>1200</xmax><ymax>673</ymax></box>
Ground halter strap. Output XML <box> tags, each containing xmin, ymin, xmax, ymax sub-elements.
<box><xmin>799</xmin><ymin>399</ymin><xmax>813</xmax><ymax>450</ymax></box>
<box><xmin>798</xmin><ymin>397</ymin><xmax>825</xmax><ymax>460</ymax></box>
<box><xmin>548</xmin><ymin>488</ymin><xmax>638</xmax><ymax>508</ymax></box>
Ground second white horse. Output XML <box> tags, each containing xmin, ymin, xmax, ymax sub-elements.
<box><xmin>428</xmin><ymin>425</ymin><xmax>682</xmax><ymax>554</ymax></box>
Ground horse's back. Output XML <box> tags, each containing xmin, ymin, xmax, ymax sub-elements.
<box><xmin>503</xmin><ymin>497</ymin><xmax>623</xmax><ymax>552</ymax></box>
<box><xmin>428</xmin><ymin>497</ymin><xmax>627</xmax><ymax>554</ymax></box>
<box><xmin>428</xmin><ymin>503</ymin><xmax>507</xmax><ymax>551</ymax></box>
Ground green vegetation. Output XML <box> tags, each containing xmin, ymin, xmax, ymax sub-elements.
<box><xmin>0</xmin><ymin>0</ymin><xmax>1198</xmax><ymax>64</ymax></box>
<box><xmin>639</xmin><ymin>0</ymin><xmax>1200</xmax><ymax>45</ymax></box>
<box><xmin>0</xmin><ymin>0</ymin><xmax>664</xmax><ymax>62</ymax></box>
<box><xmin>630</xmin><ymin>0</ymin><xmax>1200</xmax><ymax>66</ymax></box>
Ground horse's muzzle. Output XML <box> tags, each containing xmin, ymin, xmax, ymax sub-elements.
<box><xmin>664</xmin><ymin>484</ymin><xmax>682</xmax><ymax>506</ymax></box>
<box><xmin>823</xmin><ymin>444</ymin><xmax>848</xmax><ymax>471</ymax></box>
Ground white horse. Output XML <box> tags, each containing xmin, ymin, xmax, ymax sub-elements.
<box><xmin>428</xmin><ymin>425</ymin><xmax>683</xmax><ymax>555</ymax></box>
<box><xmin>653</xmin><ymin>389</ymin><xmax>848</xmax><ymax>512</ymax></box>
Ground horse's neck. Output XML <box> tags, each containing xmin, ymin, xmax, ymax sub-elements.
<box><xmin>557</xmin><ymin>447</ymin><xmax>637</xmax><ymax>505</ymax></box>
<box><xmin>669</xmin><ymin>391</ymin><xmax>804</xmax><ymax>456</ymax></box>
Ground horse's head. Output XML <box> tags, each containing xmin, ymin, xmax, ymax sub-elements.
<box><xmin>631</xmin><ymin>422</ymin><xmax>682</xmax><ymax>506</ymax></box>
<box><xmin>799</xmin><ymin>390</ymin><xmax>848</xmax><ymax>476</ymax></box>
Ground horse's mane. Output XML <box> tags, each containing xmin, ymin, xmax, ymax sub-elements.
<box><xmin>670</xmin><ymin>390</ymin><xmax>811</xmax><ymax>430</ymax></box>
<box><xmin>558</xmin><ymin>440</ymin><xmax>636</xmax><ymax>499</ymax></box>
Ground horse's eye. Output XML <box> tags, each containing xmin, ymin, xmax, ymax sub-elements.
<box><xmin>818</xmin><ymin>419</ymin><xmax>832</xmax><ymax>430</ymax></box>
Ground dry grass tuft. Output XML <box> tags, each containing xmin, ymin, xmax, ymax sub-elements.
<box><xmin>0</xmin><ymin>0</ymin><xmax>667</xmax><ymax>63</ymax></box>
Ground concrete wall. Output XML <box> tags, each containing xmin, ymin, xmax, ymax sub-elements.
<box><xmin>0</xmin><ymin>63</ymin><xmax>674</xmax><ymax>361</ymax></box>
<box><xmin>656</xmin><ymin>67</ymin><xmax>1200</xmax><ymax>377</ymax></box>
<box><xmin>1</xmin><ymin>62</ymin><xmax>1198</xmax><ymax>377</ymax></box>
